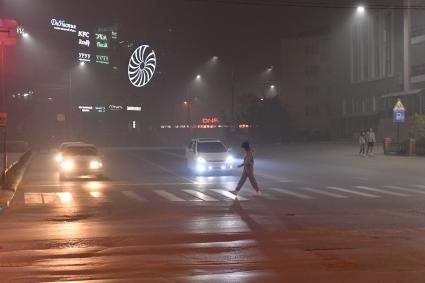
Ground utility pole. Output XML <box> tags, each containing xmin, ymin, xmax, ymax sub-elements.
<box><xmin>231</xmin><ymin>69</ymin><xmax>235</xmax><ymax>126</ymax></box>
<box><xmin>68</xmin><ymin>70</ymin><xmax>73</xmax><ymax>139</ymax></box>
<box><xmin>0</xmin><ymin>44</ymin><xmax>7</xmax><ymax>183</ymax></box>
<box><xmin>403</xmin><ymin>0</ymin><xmax>411</xmax><ymax>92</ymax></box>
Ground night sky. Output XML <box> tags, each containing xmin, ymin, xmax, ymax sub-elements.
<box><xmin>1</xmin><ymin>0</ymin><xmax>346</xmax><ymax>123</ymax></box>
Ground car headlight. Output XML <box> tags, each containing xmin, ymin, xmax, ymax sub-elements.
<box><xmin>89</xmin><ymin>161</ymin><xmax>102</xmax><ymax>169</ymax></box>
<box><xmin>226</xmin><ymin>155</ymin><xmax>234</xmax><ymax>163</ymax></box>
<box><xmin>197</xmin><ymin>157</ymin><xmax>206</xmax><ymax>164</ymax></box>
<box><xmin>55</xmin><ymin>153</ymin><xmax>63</xmax><ymax>162</ymax></box>
<box><xmin>60</xmin><ymin>160</ymin><xmax>74</xmax><ymax>171</ymax></box>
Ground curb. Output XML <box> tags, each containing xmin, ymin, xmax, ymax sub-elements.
<box><xmin>0</xmin><ymin>150</ymin><xmax>32</xmax><ymax>211</ymax></box>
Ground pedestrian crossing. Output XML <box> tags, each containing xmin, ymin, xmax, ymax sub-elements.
<box><xmin>18</xmin><ymin>184</ymin><xmax>425</xmax><ymax>207</ymax></box>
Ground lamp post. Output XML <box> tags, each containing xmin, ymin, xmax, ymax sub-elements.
<box><xmin>68</xmin><ymin>62</ymin><xmax>86</xmax><ymax>139</ymax></box>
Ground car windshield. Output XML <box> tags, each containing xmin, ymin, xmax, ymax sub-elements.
<box><xmin>197</xmin><ymin>142</ymin><xmax>226</xmax><ymax>153</ymax></box>
<box><xmin>63</xmin><ymin>147</ymin><xmax>98</xmax><ymax>156</ymax></box>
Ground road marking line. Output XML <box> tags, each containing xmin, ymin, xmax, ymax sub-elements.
<box><xmin>89</xmin><ymin>191</ymin><xmax>109</xmax><ymax>201</ymax></box>
<box><xmin>384</xmin><ymin>185</ymin><xmax>425</xmax><ymax>195</ymax></box>
<box><xmin>210</xmin><ymin>189</ymin><xmax>248</xmax><ymax>201</ymax></box>
<box><xmin>183</xmin><ymin>190</ymin><xmax>218</xmax><ymax>201</ymax></box>
<box><xmin>256</xmin><ymin>172</ymin><xmax>293</xmax><ymax>183</ymax></box>
<box><xmin>56</xmin><ymin>192</ymin><xmax>73</xmax><ymax>204</ymax></box>
<box><xmin>299</xmin><ymin>187</ymin><xmax>348</xmax><ymax>199</ymax></box>
<box><xmin>24</xmin><ymin>193</ymin><xmax>43</xmax><ymax>205</ymax></box>
<box><xmin>129</xmin><ymin>153</ymin><xmax>196</xmax><ymax>184</ymax></box>
<box><xmin>154</xmin><ymin>190</ymin><xmax>186</xmax><ymax>202</ymax></box>
<box><xmin>355</xmin><ymin>186</ymin><xmax>408</xmax><ymax>197</ymax></box>
<box><xmin>413</xmin><ymin>185</ymin><xmax>425</xmax><ymax>189</ymax></box>
<box><xmin>326</xmin><ymin>187</ymin><xmax>379</xmax><ymax>198</ymax></box>
<box><xmin>269</xmin><ymin>188</ymin><xmax>313</xmax><ymax>199</ymax></box>
<box><xmin>42</xmin><ymin>193</ymin><xmax>58</xmax><ymax>204</ymax></box>
<box><xmin>121</xmin><ymin>191</ymin><xmax>145</xmax><ymax>202</ymax></box>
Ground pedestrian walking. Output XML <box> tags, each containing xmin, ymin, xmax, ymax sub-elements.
<box><xmin>366</xmin><ymin>128</ymin><xmax>376</xmax><ymax>156</ymax></box>
<box><xmin>231</xmin><ymin>141</ymin><xmax>261</xmax><ymax>196</ymax></box>
<box><xmin>359</xmin><ymin>131</ymin><xmax>366</xmax><ymax>156</ymax></box>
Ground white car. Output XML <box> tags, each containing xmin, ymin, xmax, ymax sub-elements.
<box><xmin>55</xmin><ymin>142</ymin><xmax>85</xmax><ymax>163</ymax></box>
<box><xmin>58</xmin><ymin>143</ymin><xmax>103</xmax><ymax>180</ymax></box>
<box><xmin>186</xmin><ymin>138</ymin><xmax>234</xmax><ymax>174</ymax></box>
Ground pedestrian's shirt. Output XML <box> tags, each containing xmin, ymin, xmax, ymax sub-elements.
<box><xmin>359</xmin><ymin>135</ymin><xmax>366</xmax><ymax>145</ymax></box>
<box><xmin>244</xmin><ymin>150</ymin><xmax>254</xmax><ymax>168</ymax></box>
<box><xmin>367</xmin><ymin>132</ymin><xmax>376</xmax><ymax>143</ymax></box>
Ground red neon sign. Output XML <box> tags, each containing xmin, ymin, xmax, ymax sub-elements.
<box><xmin>202</xmin><ymin>117</ymin><xmax>220</xmax><ymax>124</ymax></box>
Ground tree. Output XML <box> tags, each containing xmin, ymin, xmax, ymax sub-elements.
<box><xmin>409</xmin><ymin>113</ymin><xmax>425</xmax><ymax>141</ymax></box>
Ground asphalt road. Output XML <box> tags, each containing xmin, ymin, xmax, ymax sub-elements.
<box><xmin>1</xmin><ymin>143</ymin><xmax>425</xmax><ymax>282</ymax></box>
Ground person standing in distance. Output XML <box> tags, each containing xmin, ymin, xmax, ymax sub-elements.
<box><xmin>359</xmin><ymin>131</ymin><xmax>367</xmax><ymax>157</ymax></box>
<box><xmin>366</xmin><ymin>128</ymin><xmax>376</xmax><ymax>156</ymax></box>
<box><xmin>231</xmin><ymin>141</ymin><xmax>261</xmax><ymax>196</ymax></box>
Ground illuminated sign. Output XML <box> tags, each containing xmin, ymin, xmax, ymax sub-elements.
<box><xmin>95</xmin><ymin>106</ymin><xmax>106</xmax><ymax>113</ymax></box>
<box><xmin>128</xmin><ymin>45</ymin><xmax>157</xmax><ymax>88</ymax></box>
<box><xmin>95</xmin><ymin>33</ymin><xmax>108</xmax><ymax>48</ymax></box>
<box><xmin>0</xmin><ymin>19</ymin><xmax>17</xmax><ymax>46</ymax></box>
<box><xmin>77</xmin><ymin>31</ymin><xmax>91</xmax><ymax>47</ymax></box>
<box><xmin>50</xmin><ymin>19</ymin><xmax>76</xmax><ymax>32</ymax></box>
<box><xmin>202</xmin><ymin>117</ymin><xmax>220</xmax><ymax>124</ymax></box>
<box><xmin>127</xmin><ymin>106</ymin><xmax>142</xmax><ymax>112</ymax></box>
<box><xmin>79</xmin><ymin>38</ymin><xmax>90</xmax><ymax>47</ymax></box>
<box><xmin>79</xmin><ymin>52</ymin><xmax>91</xmax><ymax>62</ymax></box>
<box><xmin>109</xmin><ymin>105</ymin><xmax>123</xmax><ymax>111</ymax></box>
<box><xmin>78</xmin><ymin>31</ymin><xmax>90</xmax><ymax>38</ymax></box>
<box><xmin>78</xmin><ymin>106</ymin><xmax>93</xmax><ymax>112</ymax></box>
<box><xmin>96</xmin><ymin>55</ymin><xmax>109</xmax><ymax>64</ymax></box>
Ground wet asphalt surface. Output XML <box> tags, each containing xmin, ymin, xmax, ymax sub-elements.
<box><xmin>1</xmin><ymin>143</ymin><xmax>425</xmax><ymax>282</ymax></box>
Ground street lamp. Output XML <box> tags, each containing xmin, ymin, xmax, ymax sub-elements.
<box><xmin>356</xmin><ymin>5</ymin><xmax>365</xmax><ymax>14</ymax></box>
<box><xmin>196</xmin><ymin>74</ymin><xmax>201</xmax><ymax>80</ymax></box>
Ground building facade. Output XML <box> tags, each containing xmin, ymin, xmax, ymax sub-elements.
<box><xmin>280</xmin><ymin>29</ymin><xmax>338</xmax><ymax>140</ymax></box>
<box><xmin>333</xmin><ymin>3</ymin><xmax>425</xmax><ymax>140</ymax></box>
<box><xmin>281</xmin><ymin>3</ymin><xmax>425</xmax><ymax>141</ymax></box>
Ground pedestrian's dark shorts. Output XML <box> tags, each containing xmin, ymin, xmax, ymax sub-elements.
<box><xmin>368</xmin><ymin>142</ymin><xmax>374</xmax><ymax>147</ymax></box>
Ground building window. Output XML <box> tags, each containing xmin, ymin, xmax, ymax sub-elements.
<box><xmin>351</xmin><ymin>10</ymin><xmax>394</xmax><ymax>83</ymax></box>
<box><xmin>305</xmin><ymin>104</ymin><xmax>321</xmax><ymax>117</ymax></box>
<box><xmin>305</xmin><ymin>85</ymin><xmax>320</xmax><ymax>97</ymax></box>
<box><xmin>305</xmin><ymin>65</ymin><xmax>320</xmax><ymax>77</ymax></box>
<box><xmin>305</xmin><ymin>42</ymin><xmax>319</xmax><ymax>56</ymax></box>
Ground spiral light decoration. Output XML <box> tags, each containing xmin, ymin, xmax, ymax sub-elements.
<box><xmin>128</xmin><ymin>45</ymin><xmax>156</xmax><ymax>87</ymax></box>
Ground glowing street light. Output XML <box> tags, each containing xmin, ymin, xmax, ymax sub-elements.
<box><xmin>356</xmin><ymin>5</ymin><xmax>365</xmax><ymax>14</ymax></box>
<box><xmin>270</xmin><ymin>85</ymin><xmax>276</xmax><ymax>89</ymax></box>
<box><xmin>196</xmin><ymin>74</ymin><xmax>201</xmax><ymax>80</ymax></box>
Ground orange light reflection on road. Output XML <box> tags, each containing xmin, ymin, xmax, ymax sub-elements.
<box><xmin>56</xmin><ymin>192</ymin><xmax>73</xmax><ymax>204</ymax></box>
<box><xmin>85</xmin><ymin>182</ymin><xmax>104</xmax><ymax>190</ymax></box>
